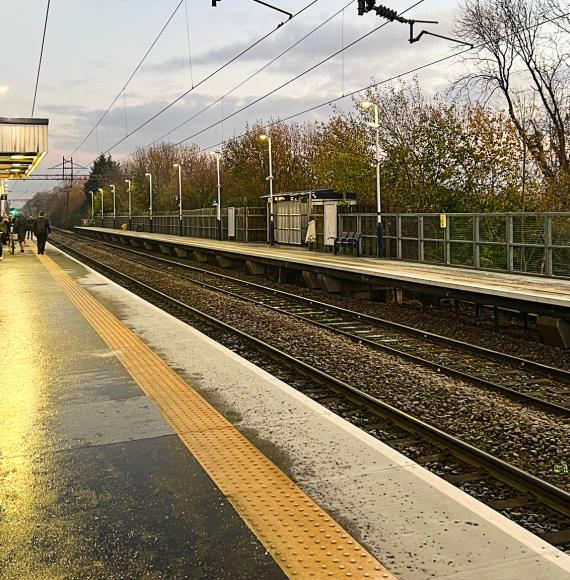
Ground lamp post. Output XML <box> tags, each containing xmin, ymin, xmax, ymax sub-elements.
<box><xmin>211</xmin><ymin>152</ymin><xmax>222</xmax><ymax>240</ymax></box>
<box><xmin>110</xmin><ymin>184</ymin><xmax>116</xmax><ymax>229</ymax></box>
<box><xmin>259</xmin><ymin>133</ymin><xmax>275</xmax><ymax>245</ymax></box>
<box><xmin>98</xmin><ymin>187</ymin><xmax>104</xmax><ymax>227</ymax></box>
<box><xmin>125</xmin><ymin>179</ymin><xmax>132</xmax><ymax>230</ymax></box>
<box><xmin>173</xmin><ymin>163</ymin><xmax>183</xmax><ymax>236</ymax></box>
<box><xmin>145</xmin><ymin>172</ymin><xmax>153</xmax><ymax>233</ymax></box>
<box><xmin>89</xmin><ymin>190</ymin><xmax>94</xmax><ymax>223</ymax></box>
<box><xmin>361</xmin><ymin>101</ymin><xmax>383</xmax><ymax>258</ymax></box>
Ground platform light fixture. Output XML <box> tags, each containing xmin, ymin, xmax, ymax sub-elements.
<box><xmin>145</xmin><ymin>172</ymin><xmax>153</xmax><ymax>232</ymax></box>
<box><xmin>97</xmin><ymin>187</ymin><xmax>104</xmax><ymax>223</ymax></box>
<box><xmin>88</xmin><ymin>190</ymin><xmax>94</xmax><ymax>222</ymax></box>
<box><xmin>210</xmin><ymin>152</ymin><xmax>222</xmax><ymax>240</ymax></box>
<box><xmin>124</xmin><ymin>179</ymin><xmax>132</xmax><ymax>228</ymax></box>
<box><xmin>259</xmin><ymin>133</ymin><xmax>275</xmax><ymax>246</ymax></box>
<box><xmin>173</xmin><ymin>163</ymin><xmax>183</xmax><ymax>235</ymax></box>
<box><xmin>360</xmin><ymin>101</ymin><xmax>383</xmax><ymax>258</ymax></box>
<box><xmin>110</xmin><ymin>184</ymin><xmax>116</xmax><ymax>228</ymax></box>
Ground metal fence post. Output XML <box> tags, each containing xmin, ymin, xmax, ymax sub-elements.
<box><xmin>444</xmin><ymin>216</ymin><xmax>450</xmax><ymax>265</ymax></box>
<box><xmin>506</xmin><ymin>215</ymin><xmax>514</xmax><ymax>272</ymax></box>
<box><xmin>545</xmin><ymin>214</ymin><xmax>553</xmax><ymax>276</ymax></box>
<box><xmin>397</xmin><ymin>214</ymin><xmax>402</xmax><ymax>260</ymax></box>
<box><xmin>418</xmin><ymin>215</ymin><xmax>424</xmax><ymax>262</ymax></box>
<box><xmin>474</xmin><ymin>215</ymin><xmax>480</xmax><ymax>269</ymax></box>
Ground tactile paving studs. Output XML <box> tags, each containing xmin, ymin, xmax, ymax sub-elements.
<box><xmin>41</xmin><ymin>254</ymin><xmax>396</xmax><ymax>579</ymax></box>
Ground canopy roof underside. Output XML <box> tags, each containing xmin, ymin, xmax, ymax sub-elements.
<box><xmin>0</xmin><ymin>117</ymin><xmax>48</xmax><ymax>179</ymax></box>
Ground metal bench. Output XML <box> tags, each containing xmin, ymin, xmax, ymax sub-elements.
<box><xmin>332</xmin><ymin>232</ymin><xmax>361</xmax><ymax>257</ymax></box>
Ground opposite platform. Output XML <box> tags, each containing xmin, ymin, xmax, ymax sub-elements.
<box><xmin>1</xmin><ymin>243</ymin><xmax>570</xmax><ymax>578</ymax></box>
<box><xmin>77</xmin><ymin>227</ymin><xmax>570</xmax><ymax>315</ymax></box>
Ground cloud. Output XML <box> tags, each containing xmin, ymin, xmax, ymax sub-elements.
<box><xmin>0</xmin><ymin>86</ymin><xmax>10</xmax><ymax>96</ymax></box>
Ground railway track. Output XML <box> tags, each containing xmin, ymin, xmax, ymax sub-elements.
<box><xmin>58</xmin><ymin>230</ymin><xmax>570</xmax><ymax>415</ymax></box>
<box><xmin>50</xmin><ymin>235</ymin><xmax>570</xmax><ymax>548</ymax></box>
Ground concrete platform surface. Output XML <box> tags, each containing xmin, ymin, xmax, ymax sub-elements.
<box><xmin>78</xmin><ymin>227</ymin><xmax>570</xmax><ymax>309</ymax></box>
<box><xmin>1</xmin><ymin>242</ymin><xmax>569</xmax><ymax>579</ymax></box>
<box><xmin>0</xmin><ymin>247</ymin><xmax>283</xmax><ymax>579</ymax></box>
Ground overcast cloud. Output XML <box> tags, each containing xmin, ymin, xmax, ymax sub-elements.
<box><xmin>1</xmin><ymin>0</ymin><xmax>464</xmax><ymax>199</ymax></box>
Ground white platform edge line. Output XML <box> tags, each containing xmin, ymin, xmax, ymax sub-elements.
<box><xmin>48</xmin><ymin>242</ymin><xmax>570</xmax><ymax>571</ymax></box>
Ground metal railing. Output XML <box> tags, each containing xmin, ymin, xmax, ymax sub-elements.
<box><xmin>84</xmin><ymin>210</ymin><xmax>570</xmax><ymax>279</ymax></box>
<box><xmin>337</xmin><ymin>212</ymin><xmax>570</xmax><ymax>278</ymax></box>
<box><xmin>91</xmin><ymin>207</ymin><xmax>267</xmax><ymax>243</ymax></box>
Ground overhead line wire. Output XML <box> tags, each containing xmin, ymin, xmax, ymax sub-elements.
<box><xmin>89</xmin><ymin>0</ymin><xmax>321</xmax><ymax>162</ymax></box>
<box><xmin>71</xmin><ymin>0</ymin><xmax>186</xmax><ymax>156</ymax></box>
<box><xmin>163</xmin><ymin>0</ymin><xmax>425</xmax><ymax>148</ymax></box>
<box><xmin>31</xmin><ymin>0</ymin><xmax>51</xmax><ymax>117</ymax></box>
<box><xmin>194</xmin><ymin>9</ymin><xmax>570</xmax><ymax>153</ymax></box>
<box><xmin>141</xmin><ymin>0</ymin><xmax>355</xmax><ymax>154</ymax></box>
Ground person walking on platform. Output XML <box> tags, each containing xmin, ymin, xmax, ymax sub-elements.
<box><xmin>0</xmin><ymin>214</ymin><xmax>9</xmax><ymax>261</ymax></box>
<box><xmin>26</xmin><ymin>215</ymin><xmax>35</xmax><ymax>241</ymax></box>
<box><xmin>13</xmin><ymin>212</ymin><xmax>27</xmax><ymax>254</ymax></box>
<box><xmin>33</xmin><ymin>211</ymin><xmax>51</xmax><ymax>255</ymax></box>
<box><xmin>0</xmin><ymin>213</ymin><xmax>9</xmax><ymax>247</ymax></box>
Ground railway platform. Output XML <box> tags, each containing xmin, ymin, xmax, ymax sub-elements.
<box><xmin>77</xmin><ymin>228</ymin><xmax>570</xmax><ymax>349</ymax></box>
<box><xmin>1</xmin><ymin>242</ymin><xmax>570</xmax><ymax>578</ymax></box>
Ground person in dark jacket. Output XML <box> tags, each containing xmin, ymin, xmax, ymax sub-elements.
<box><xmin>33</xmin><ymin>211</ymin><xmax>51</xmax><ymax>255</ymax></box>
<box><xmin>0</xmin><ymin>215</ymin><xmax>8</xmax><ymax>260</ymax></box>
<box><xmin>26</xmin><ymin>215</ymin><xmax>35</xmax><ymax>240</ymax></box>
<box><xmin>13</xmin><ymin>213</ymin><xmax>27</xmax><ymax>253</ymax></box>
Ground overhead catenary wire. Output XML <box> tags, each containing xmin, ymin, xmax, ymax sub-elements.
<box><xmin>104</xmin><ymin>0</ymin><xmax>423</xmax><ymax>161</ymax></box>
<box><xmin>193</xmin><ymin>9</ymin><xmax>570</xmax><ymax>155</ymax></box>
<box><xmin>31</xmin><ymin>0</ymin><xmax>51</xmax><ymax>117</ymax></box>
<box><xmin>163</xmin><ymin>0</ymin><xmax>426</xmax><ymax>150</ymax></box>
<box><xmin>80</xmin><ymin>0</ymin><xmax>320</xmax><ymax>161</ymax></box>
<box><xmin>140</xmin><ymin>0</ymin><xmax>355</xmax><ymax>155</ymax></box>
<box><xmin>71</xmin><ymin>0</ymin><xmax>187</xmax><ymax>156</ymax></box>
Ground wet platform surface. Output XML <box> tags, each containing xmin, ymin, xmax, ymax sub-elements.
<box><xmin>1</xmin><ymin>243</ymin><xmax>570</xmax><ymax>579</ymax></box>
<box><xmin>0</xmin><ymin>247</ymin><xmax>283</xmax><ymax>579</ymax></box>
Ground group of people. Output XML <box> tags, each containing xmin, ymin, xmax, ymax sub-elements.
<box><xmin>0</xmin><ymin>211</ymin><xmax>51</xmax><ymax>260</ymax></box>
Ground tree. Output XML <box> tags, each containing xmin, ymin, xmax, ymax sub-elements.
<box><xmin>454</xmin><ymin>0</ymin><xmax>570</xmax><ymax>204</ymax></box>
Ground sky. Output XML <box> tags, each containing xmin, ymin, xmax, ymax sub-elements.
<box><xmin>0</xmin><ymin>0</ymin><xmax>464</xmax><ymax>200</ymax></box>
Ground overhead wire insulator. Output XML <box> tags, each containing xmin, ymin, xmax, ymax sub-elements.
<box><xmin>375</xmin><ymin>4</ymin><xmax>399</xmax><ymax>21</ymax></box>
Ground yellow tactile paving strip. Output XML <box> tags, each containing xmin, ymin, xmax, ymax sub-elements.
<box><xmin>39</xmin><ymin>253</ymin><xmax>395</xmax><ymax>579</ymax></box>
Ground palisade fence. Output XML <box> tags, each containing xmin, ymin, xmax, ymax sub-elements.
<box><xmin>86</xmin><ymin>208</ymin><xmax>570</xmax><ymax>279</ymax></box>
<box><xmin>333</xmin><ymin>211</ymin><xmax>570</xmax><ymax>278</ymax></box>
<box><xmin>94</xmin><ymin>207</ymin><xmax>267</xmax><ymax>243</ymax></box>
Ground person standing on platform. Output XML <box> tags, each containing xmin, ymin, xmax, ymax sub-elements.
<box><xmin>13</xmin><ymin>212</ymin><xmax>27</xmax><ymax>254</ymax></box>
<box><xmin>33</xmin><ymin>211</ymin><xmax>51</xmax><ymax>255</ymax></box>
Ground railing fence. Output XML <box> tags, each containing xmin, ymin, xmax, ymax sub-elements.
<box><xmin>83</xmin><ymin>210</ymin><xmax>570</xmax><ymax>279</ymax></box>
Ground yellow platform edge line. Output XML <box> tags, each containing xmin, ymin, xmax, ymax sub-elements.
<box><xmin>39</xmin><ymin>252</ymin><xmax>395</xmax><ymax>580</ymax></box>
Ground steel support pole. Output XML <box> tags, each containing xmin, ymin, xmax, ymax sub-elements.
<box><xmin>147</xmin><ymin>174</ymin><xmax>153</xmax><ymax>233</ymax></box>
<box><xmin>111</xmin><ymin>185</ymin><xmax>116</xmax><ymax>229</ymax></box>
<box><xmin>268</xmin><ymin>137</ymin><xmax>275</xmax><ymax>246</ymax></box>
<box><xmin>374</xmin><ymin>106</ymin><xmax>383</xmax><ymax>258</ymax></box>
<box><xmin>178</xmin><ymin>164</ymin><xmax>183</xmax><ymax>236</ymax></box>
<box><xmin>215</xmin><ymin>155</ymin><xmax>222</xmax><ymax>240</ymax></box>
<box><xmin>126</xmin><ymin>180</ymin><xmax>132</xmax><ymax>231</ymax></box>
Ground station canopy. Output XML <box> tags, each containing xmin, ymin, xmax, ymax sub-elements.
<box><xmin>0</xmin><ymin>117</ymin><xmax>48</xmax><ymax>179</ymax></box>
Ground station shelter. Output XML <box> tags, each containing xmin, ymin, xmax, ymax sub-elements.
<box><xmin>261</xmin><ymin>188</ymin><xmax>357</xmax><ymax>246</ymax></box>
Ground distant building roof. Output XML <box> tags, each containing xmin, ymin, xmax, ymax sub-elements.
<box><xmin>261</xmin><ymin>188</ymin><xmax>356</xmax><ymax>201</ymax></box>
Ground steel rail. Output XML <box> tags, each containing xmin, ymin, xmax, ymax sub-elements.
<box><xmin>51</xmin><ymin>237</ymin><xmax>570</xmax><ymax>518</ymax></box>
<box><xmin>59</xmin><ymin>230</ymin><xmax>570</xmax><ymax>414</ymax></box>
